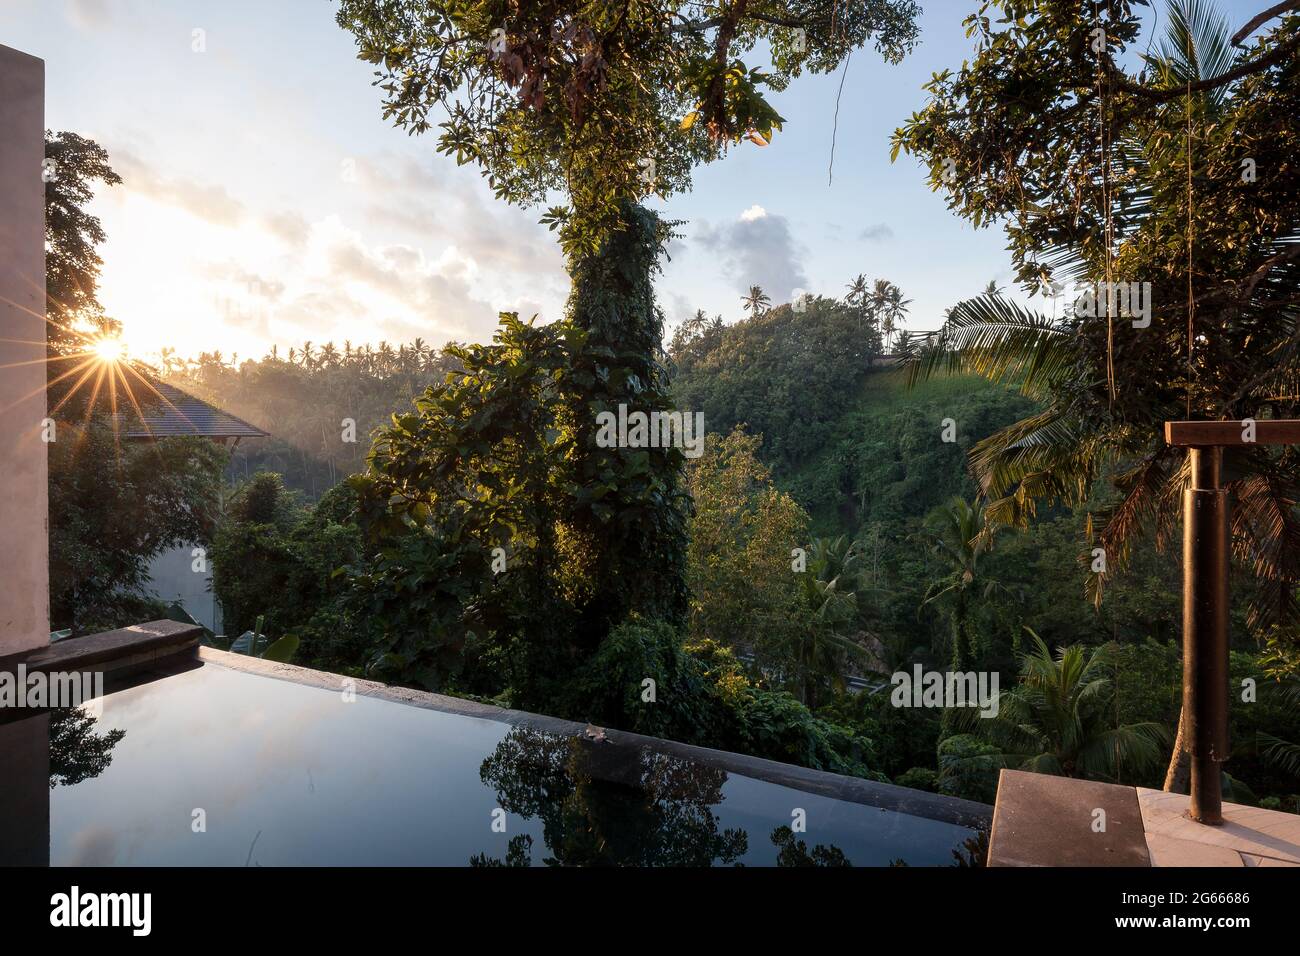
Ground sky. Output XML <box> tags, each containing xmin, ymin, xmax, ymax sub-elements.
<box><xmin>0</xmin><ymin>0</ymin><xmax>1262</xmax><ymax>362</ymax></box>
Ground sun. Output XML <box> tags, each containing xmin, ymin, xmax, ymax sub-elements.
<box><xmin>90</xmin><ymin>337</ymin><xmax>129</xmax><ymax>363</ymax></box>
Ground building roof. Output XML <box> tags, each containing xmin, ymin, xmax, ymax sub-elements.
<box><xmin>117</xmin><ymin>378</ymin><xmax>269</xmax><ymax>441</ymax></box>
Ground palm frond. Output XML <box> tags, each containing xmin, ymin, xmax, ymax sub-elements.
<box><xmin>1257</xmin><ymin>731</ymin><xmax>1300</xmax><ymax>776</ymax></box>
<box><xmin>1148</xmin><ymin>0</ymin><xmax>1237</xmax><ymax>104</ymax></box>
<box><xmin>902</xmin><ymin>295</ymin><xmax>1071</xmax><ymax>398</ymax></box>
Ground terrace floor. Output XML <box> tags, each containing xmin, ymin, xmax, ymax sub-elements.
<box><xmin>988</xmin><ymin>769</ymin><xmax>1300</xmax><ymax>867</ymax></box>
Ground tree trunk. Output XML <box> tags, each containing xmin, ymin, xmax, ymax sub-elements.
<box><xmin>1163</xmin><ymin>705</ymin><xmax>1190</xmax><ymax>793</ymax></box>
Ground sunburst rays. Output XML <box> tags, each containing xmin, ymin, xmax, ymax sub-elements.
<box><xmin>0</xmin><ymin>279</ymin><xmax>197</xmax><ymax>447</ymax></box>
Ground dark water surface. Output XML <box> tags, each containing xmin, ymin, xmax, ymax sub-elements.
<box><xmin>2</xmin><ymin>661</ymin><xmax>983</xmax><ymax>866</ymax></box>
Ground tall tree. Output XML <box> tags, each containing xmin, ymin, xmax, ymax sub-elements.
<box><xmin>919</xmin><ymin>496</ymin><xmax>1003</xmax><ymax>672</ymax></box>
<box><xmin>335</xmin><ymin>1</ymin><xmax>922</xmax><ymax>686</ymax></box>
<box><xmin>44</xmin><ymin>131</ymin><xmax>122</xmax><ymax>355</ymax></box>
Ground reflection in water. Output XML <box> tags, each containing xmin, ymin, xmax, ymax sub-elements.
<box><xmin>770</xmin><ymin>825</ymin><xmax>852</xmax><ymax>867</ymax></box>
<box><xmin>952</xmin><ymin>828</ymin><xmax>989</xmax><ymax>867</ymax></box>
<box><xmin>472</xmin><ymin>727</ymin><xmax>750</xmax><ymax>866</ymax></box>
<box><xmin>49</xmin><ymin>707</ymin><xmax>125</xmax><ymax>788</ymax></box>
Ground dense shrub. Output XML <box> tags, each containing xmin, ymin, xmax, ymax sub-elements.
<box><xmin>211</xmin><ymin>475</ymin><xmax>367</xmax><ymax>670</ymax></box>
<box><xmin>567</xmin><ymin>620</ymin><xmax>883</xmax><ymax>780</ymax></box>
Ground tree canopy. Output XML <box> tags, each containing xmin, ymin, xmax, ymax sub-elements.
<box><xmin>337</xmin><ymin>0</ymin><xmax>920</xmax><ymax>253</ymax></box>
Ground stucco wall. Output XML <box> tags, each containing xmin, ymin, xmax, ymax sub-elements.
<box><xmin>0</xmin><ymin>44</ymin><xmax>49</xmax><ymax>654</ymax></box>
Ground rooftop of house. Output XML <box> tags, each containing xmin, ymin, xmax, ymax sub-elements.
<box><xmin>115</xmin><ymin>376</ymin><xmax>269</xmax><ymax>442</ymax></box>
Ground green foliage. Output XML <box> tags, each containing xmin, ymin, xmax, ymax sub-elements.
<box><xmin>950</xmin><ymin>632</ymin><xmax>1169</xmax><ymax>785</ymax></box>
<box><xmin>349</xmin><ymin>215</ymin><xmax>689</xmax><ymax>706</ymax></box>
<box><xmin>782</xmin><ymin>373</ymin><xmax>1037</xmax><ymax>528</ymax></box>
<box><xmin>568</xmin><ymin>620</ymin><xmax>881</xmax><ymax>780</ymax></box>
<box><xmin>920</xmin><ymin>496</ymin><xmax>1007</xmax><ymax>671</ymax></box>
<box><xmin>893</xmin><ymin>766</ymin><xmax>939</xmax><ymax>793</ymax></box>
<box><xmin>567</xmin><ymin>620</ymin><xmax>736</xmax><ymax>743</ymax></box>
<box><xmin>671</xmin><ymin>296</ymin><xmax>889</xmax><ymax>470</ymax></box>
<box><xmin>684</xmin><ymin>427</ymin><xmax>807</xmax><ymax>663</ymax></box>
<box><xmin>44</xmin><ymin>130</ymin><xmax>122</xmax><ymax>350</ymax></box>
<box><xmin>211</xmin><ymin>476</ymin><xmax>366</xmax><ymax>671</ymax></box>
<box><xmin>819</xmin><ymin>684</ymin><xmax>942</xmax><ymax>779</ymax></box>
<box><xmin>162</xmin><ymin>340</ymin><xmax>456</xmax><ymax>499</ymax></box>
<box><xmin>936</xmin><ymin>735</ymin><xmax>1003</xmax><ymax>804</ymax></box>
<box><xmin>48</xmin><ymin>420</ymin><xmax>226</xmax><ymax>633</ymax></box>
<box><xmin>336</xmin><ymin>0</ymin><xmax>919</xmax><ymax>255</ymax></box>
<box><xmin>1114</xmin><ymin>640</ymin><xmax>1300</xmax><ymax>795</ymax></box>
<box><xmin>893</xmin><ymin>2</ymin><xmax>1300</xmax><ymax>632</ymax></box>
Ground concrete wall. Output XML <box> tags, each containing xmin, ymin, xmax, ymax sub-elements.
<box><xmin>0</xmin><ymin>45</ymin><xmax>49</xmax><ymax>655</ymax></box>
<box><xmin>146</xmin><ymin>542</ymin><xmax>223</xmax><ymax>633</ymax></box>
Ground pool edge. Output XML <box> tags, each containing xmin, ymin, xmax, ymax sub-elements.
<box><xmin>198</xmin><ymin>645</ymin><xmax>993</xmax><ymax>831</ymax></box>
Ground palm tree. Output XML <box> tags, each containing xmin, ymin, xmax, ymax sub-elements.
<box><xmin>845</xmin><ymin>274</ymin><xmax>869</xmax><ymax>306</ymax></box>
<box><xmin>741</xmin><ymin>285</ymin><xmax>771</xmax><ymax>316</ymax></box>
<box><xmin>884</xmin><ymin>284</ymin><xmax>911</xmax><ymax>349</ymax></box>
<box><xmin>411</xmin><ymin>336</ymin><xmax>431</xmax><ymax>369</ymax></box>
<box><xmin>792</xmin><ymin>536</ymin><xmax>870</xmax><ymax>708</ymax></box>
<box><xmin>949</xmin><ymin>631</ymin><xmax>1169</xmax><ymax>783</ymax></box>
<box><xmin>870</xmin><ymin>279</ymin><xmax>910</xmax><ymax>350</ymax></box>
<box><xmin>901</xmin><ymin>2</ymin><xmax>1300</xmax><ymax>791</ymax></box>
<box><xmin>919</xmin><ymin>497</ymin><xmax>1004</xmax><ymax>672</ymax></box>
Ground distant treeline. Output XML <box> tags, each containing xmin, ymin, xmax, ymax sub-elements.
<box><xmin>159</xmin><ymin>339</ymin><xmax>456</xmax><ymax>498</ymax></box>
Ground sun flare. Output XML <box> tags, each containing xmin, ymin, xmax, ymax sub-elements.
<box><xmin>90</xmin><ymin>337</ymin><xmax>129</xmax><ymax>363</ymax></box>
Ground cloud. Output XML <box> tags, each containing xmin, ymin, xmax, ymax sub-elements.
<box><xmin>302</xmin><ymin>216</ymin><xmax>498</xmax><ymax>344</ymax></box>
<box><xmin>113</xmin><ymin>148</ymin><xmax>246</xmax><ymax>227</ymax></box>
<box><xmin>66</xmin><ymin>0</ymin><xmax>115</xmax><ymax>31</ymax></box>
<box><xmin>860</xmin><ymin>222</ymin><xmax>894</xmax><ymax>241</ymax></box>
<box><xmin>695</xmin><ymin>206</ymin><xmax>808</xmax><ymax>301</ymax></box>
<box><xmin>99</xmin><ymin>144</ymin><xmax>569</xmax><ymax>356</ymax></box>
<box><xmin>351</xmin><ymin>153</ymin><xmax>564</xmax><ymax>279</ymax></box>
<box><xmin>263</xmin><ymin>210</ymin><xmax>310</xmax><ymax>248</ymax></box>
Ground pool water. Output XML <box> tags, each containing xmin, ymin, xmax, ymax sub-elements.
<box><xmin>4</xmin><ymin>660</ymin><xmax>985</xmax><ymax>866</ymax></box>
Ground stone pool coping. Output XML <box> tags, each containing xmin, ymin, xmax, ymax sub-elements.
<box><xmin>0</xmin><ymin>619</ymin><xmax>202</xmax><ymax>679</ymax></box>
<box><xmin>197</xmin><ymin>644</ymin><xmax>994</xmax><ymax>831</ymax></box>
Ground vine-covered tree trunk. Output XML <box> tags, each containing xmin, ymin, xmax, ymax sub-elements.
<box><xmin>560</xmin><ymin>202</ymin><xmax>689</xmax><ymax>650</ymax></box>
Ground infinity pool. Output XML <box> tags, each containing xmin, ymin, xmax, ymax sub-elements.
<box><xmin>3</xmin><ymin>658</ymin><xmax>988</xmax><ymax>866</ymax></box>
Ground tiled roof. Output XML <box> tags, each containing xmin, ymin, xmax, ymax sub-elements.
<box><xmin>118</xmin><ymin>378</ymin><xmax>269</xmax><ymax>441</ymax></box>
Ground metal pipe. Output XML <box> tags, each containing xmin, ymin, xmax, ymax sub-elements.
<box><xmin>1182</xmin><ymin>446</ymin><xmax>1229</xmax><ymax>825</ymax></box>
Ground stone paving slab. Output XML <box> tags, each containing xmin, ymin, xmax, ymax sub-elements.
<box><xmin>1137</xmin><ymin>787</ymin><xmax>1300</xmax><ymax>866</ymax></box>
<box><xmin>988</xmin><ymin>770</ymin><xmax>1151</xmax><ymax>866</ymax></box>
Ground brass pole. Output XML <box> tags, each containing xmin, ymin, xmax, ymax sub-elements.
<box><xmin>1183</xmin><ymin>446</ymin><xmax>1229</xmax><ymax>824</ymax></box>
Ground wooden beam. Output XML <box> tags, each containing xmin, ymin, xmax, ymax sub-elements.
<box><xmin>1165</xmin><ymin>420</ymin><xmax>1300</xmax><ymax>446</ymax></box>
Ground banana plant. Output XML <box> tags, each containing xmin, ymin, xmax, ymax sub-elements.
<box><xmin>229</xmin><ymin>614</ymin><xmax>299</xmax><ymax>663</ymax></box>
